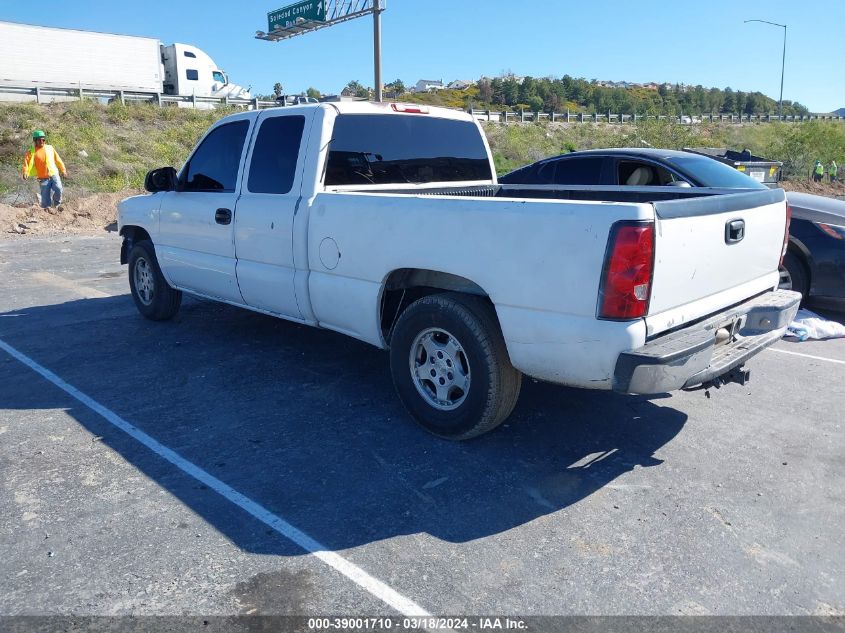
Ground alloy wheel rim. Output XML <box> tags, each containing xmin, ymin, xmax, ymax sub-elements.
<box><xmin>409</xmin><ymin>327</ymin><xmax>471</xmax><ymax>411</ymax></box>
<box><xmin>134</xmin><ymin>257</ymin><xmax>155</xmax><ymax>306</ymax></box>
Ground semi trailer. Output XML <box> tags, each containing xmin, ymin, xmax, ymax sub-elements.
<box><xmin>0</xmin><ymin>21</ymin><xmax>251</xmax><ymax>104</ymax></box>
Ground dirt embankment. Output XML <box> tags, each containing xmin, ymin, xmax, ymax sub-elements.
<box><xmin>781</xmin><ymin>179</ymin><xmax>845</xmax><ymax>198</ymax></box>
<box><xmin>0</xmin><ymin>191</ymin><xmax>140</xmax><ymax>239</ymax></box>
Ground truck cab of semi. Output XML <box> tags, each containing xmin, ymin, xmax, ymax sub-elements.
<box><xmin>161</xmin><ymin>43</ymin><xmax>251</xmax><ymax>102</ymax></box>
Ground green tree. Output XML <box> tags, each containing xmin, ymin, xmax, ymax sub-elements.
<box><xmin>527</xmin><ymin>95</ymin><xmax>544</xmax><ymax>112</ymax></box>
<box><xmin>345</xmin><ymin>80</ymin><xmax>370</xmax><ymax>99</ymax></box>
<box><xmin>477</xmin><ymin>78</ymin><xmax>492</xmax><ymax>103</ymax></box>
<box><xmin>502</xmin><ymin>78</ymin><xmax>520</xmax><ymax>106</ymax></box>
<box><xmin>273</xmin><ymin>82</ymin><xmax>284</xmax><ymax>98</ymax></box>
<box><xmin>306</xmin><ymin>87</ymin><xmax>321</xmax><ymax>99</ymax></box>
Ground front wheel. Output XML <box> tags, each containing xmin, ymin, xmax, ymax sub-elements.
<box><xmin>389</xmin><ymin>293</ymin><xmax>522</xmax><ymax>440</ymax></box>
<box><xmin>128</xmin><ymin>240</ymin><xmax>182</xmax><ymax>320</ymax></box>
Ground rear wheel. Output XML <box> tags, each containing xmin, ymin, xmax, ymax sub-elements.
<box><xmin>779</xmin><ymin>251</ymin><xmax>808</xmax><ymax>303</ymax></box>
<box><xmin>128</xmin><ymin>240</ymin><xmax>182</xmax><ymax>320</ymax></box>
<box><xmin>389</xmin><ymin>293</ymin><xmax>522</xmax><ymax>440</ymax></box>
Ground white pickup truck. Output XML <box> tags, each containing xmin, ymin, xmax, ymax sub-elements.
<box><xmin>118</xmin><ymin>102</ymin><xmax>800</xmax><ymax>439</ymax></box>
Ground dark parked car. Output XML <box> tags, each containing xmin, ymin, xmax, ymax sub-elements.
<box><xmin>500</xmin><ymin>149</ymin><xmax>845</xmax><ymax>308</ymax></box>
<box><xmin>498</xmin><ymin>148</ymin><xmax>769</xmax><ymax>189</ymax></box>
<box><xmin>780</xmin><ymin>192</ymin><xmax>845</xmax><ymax>309</ymax></box>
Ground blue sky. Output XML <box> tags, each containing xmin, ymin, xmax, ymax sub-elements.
<box><xmin>3</xmin><ymin>1</ymin><xmax>843</xmax><ymax>112</ymax></box>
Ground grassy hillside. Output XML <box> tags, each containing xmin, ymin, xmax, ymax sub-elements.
<box><xmin>2</xmin><ymin>100</ymin><xmax>844</xmax><ymax>203</ymax></box>
<box><xmin>0</xmin><ymin>101</ymin><xmax>230</xmax><ymax>200</ymax></box>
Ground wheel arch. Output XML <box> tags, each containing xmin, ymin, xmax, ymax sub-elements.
<box><xmin>378</xmin><ymin>268</ymin><xmax>496</xmax><ymax>346</ymax></box>
<box><xmin>119</xmin><ymin>225</ymin><xmax>152</xmax><ymax>264</ymax></box>
<box><xmin>786</xmin><ymin>237</ymin><xmax>813</xmax><ymax>290</ymax></box>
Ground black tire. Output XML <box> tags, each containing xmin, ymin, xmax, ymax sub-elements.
<box><xmin>128</xmin><ymin>240</ymin><xmax>182</xmax><ymax>320</ymax></box>
<box><xmin>389</xmin><ymin>293</ymin><xmax>522</xmax><ymax>440</ymax></box>
<box><xmin>781</xmin><ymin>251</ymin><xmax>809</xmax><ymax>303</ymax></box>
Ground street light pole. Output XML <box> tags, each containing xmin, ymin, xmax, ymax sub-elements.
<box><xmin>373</xmin><ymin>0</ymin><xmax>383</xmax><ymax>102</ymax></box>
<box><xmin>744</xmin><ymin>19</ymin><xmax>787</xmax><ymax>120</ymax></box>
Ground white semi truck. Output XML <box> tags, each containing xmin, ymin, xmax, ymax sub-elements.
<box><xmin>0</xmin><ymin>21</ymin><xmax>251</xmax><ymax>104</ymax></box>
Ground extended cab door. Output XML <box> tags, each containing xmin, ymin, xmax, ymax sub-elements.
<box><xmin>157</xmin><ymin>115</ymin><xmax>253</xmax><ymax>302</ymax></box>
<box><xmin>234</xmin><ymin>109</ymin><xmax>313</xmax><ymax>319</ymax></box>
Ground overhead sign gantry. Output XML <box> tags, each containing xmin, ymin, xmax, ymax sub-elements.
<box><xmin>256</xmin><ymin>0</ymin><xmax>386</xmax><ymax>101</ymax></box>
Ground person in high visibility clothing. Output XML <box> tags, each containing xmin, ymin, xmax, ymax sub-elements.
<box><xmin>813</xmin><ymin>160</ymin><xmax>824</xmax><ymax>182</ymax></box>
<box><xmin>21</xmin><ymin>130</ymin><xmax>67</xmax><ymax>208</ymax></box>
<box><xmin>830</xmin><ymin>160</ymin><xmax>838</xmax><ymax>183</ymax></box>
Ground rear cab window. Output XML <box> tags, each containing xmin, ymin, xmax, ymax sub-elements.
<box><xmin>324</xmin><ymin>114</ymin><xmax>492</xmax><ymax>186</ymax></box>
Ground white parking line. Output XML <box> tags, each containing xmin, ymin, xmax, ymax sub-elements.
<box><xmin>0</xmin><ymin>337</ymin><xmax>431</xmax><ymax>617</ymax></box>
<box><xmin>768</xmin><ymin>347</ymin><xmax>845</xmax><ymax>365</ymax></box>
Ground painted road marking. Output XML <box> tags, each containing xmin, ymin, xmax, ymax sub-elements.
<box><xmin>768</xmin><ymin>347</ymin><xmax>845</xmax><ymax>366</ymax></box>
<box><xmin>0</xmin><ymin>336</ymin><xmax>431</xmax><ymax>617</ymax></box>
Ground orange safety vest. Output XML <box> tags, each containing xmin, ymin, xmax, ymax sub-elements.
<box><xmin>22</xmin><ymin>144</ymin><xmax>66</xmax><ymax>179</ymax></box>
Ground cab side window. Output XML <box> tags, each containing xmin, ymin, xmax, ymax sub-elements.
<box><xmin>182</xmin><ymin>121</ymin><xmax>250</xmax><ymax>192</ymax></box>
<box><xmin>618</xmin><ymin>160</ymin><xmax>677</xmax><ymax>186</ymax></box>
<box><xmin>247</xmin><ymin>116</ymin><xmax>305</xmax><ymax>195</ymax></box>
<box><xmin>551</xmin><ymin>157</ymin><xmax>605</xmax><ymax>185</ymax></box>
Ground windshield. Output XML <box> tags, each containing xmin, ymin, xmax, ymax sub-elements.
<box><xmin>664</xmin><ymin>155</ymin><xmax>767</xmax><ymax>189</ymax></box>
<box><xmin>212</xmin><ymin>71</ymin><xmax>226</xmax><ymax>84</ymax></box>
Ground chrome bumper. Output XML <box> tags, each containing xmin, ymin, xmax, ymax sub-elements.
<box><xmin>613</xmin><ymin>289</ymin><xmax>801</xmax><ymax>395</ymax></box>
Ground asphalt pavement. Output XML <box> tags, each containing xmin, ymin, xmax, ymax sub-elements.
<box><xmin>0</xmin><ymin>234</ymin><xmax>843</xmax><ymax>622</ymax></box>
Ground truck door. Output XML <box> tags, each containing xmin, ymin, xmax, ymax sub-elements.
<box><xmin>156</xmin><ymin>116</ymin><xmax>252</xmax><ymax>302</ymax></box>
<box><xmin>234</xmin><ymin>110</ymin><xmax>312</xmax><ymax>318</ymax></box>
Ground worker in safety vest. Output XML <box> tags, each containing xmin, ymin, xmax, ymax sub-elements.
<box><xmin>830</xmin><ymin>160</ymin><xmax>838</xmax><ymax>183</ymax></box>
<box><xmin>813</xmin><ymin>160</ymin><xmax>824</xmax><ymax>182</ymax></box>
<box><xmin>21</xmin><ymin>130</ymin><xmax>67</xmax><ymax>208</ymax></box>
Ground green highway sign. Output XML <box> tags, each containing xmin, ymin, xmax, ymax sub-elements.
<box><xmin>268</xmin><ymin>0</ymin><xmax>325</xmax><ymax>32</ymax></box>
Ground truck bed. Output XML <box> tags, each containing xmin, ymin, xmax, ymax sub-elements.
<box><xmin>341</xmin><ymin>182</ymin><xmax>781</xmax><ymax>207</ymax></box>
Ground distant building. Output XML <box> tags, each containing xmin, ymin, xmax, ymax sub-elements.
<box><xmin>447</xmin><ymin>79</ymin><xmax>472</xmax><ymax>90</ymax></box>
<box><xmin>320</xmin><ymin>94</ymin><xmax>364</xmax><ymax>102</ymax></box>
<box><xmin>414</xmin><ymin>79</ymin><xmax>444</xmax><ymax>92</ymax></box>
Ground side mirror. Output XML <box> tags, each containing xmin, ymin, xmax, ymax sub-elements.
<box><xmin>144</xmin><ymin>167</ymin><xmax>177</xmax><ymax>193</ymax></box>
<box><xmin>668</xmin><ymin>180</ymin><xmax>692</xmax><ymax>188</ymax></box>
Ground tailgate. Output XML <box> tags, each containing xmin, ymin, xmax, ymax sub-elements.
<box><xmin>646</xmin><ymin>189</ymin><xmax>786</xmax><ymax>337</ymax></box>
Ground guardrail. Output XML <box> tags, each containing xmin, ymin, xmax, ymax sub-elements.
<box><xmin>0</xmin><ymin>84</ymin><xmax>280</xmax><ymax>110</ymax></box>
<box><xmin>469</xmin><ymin>109</ymin><xmax>844</xmax><ymax>124</ymax></box>
<box><xmin>2</xmin><ymin>84</ymin><xmax>842</xmax><ymax>123</ymax></box>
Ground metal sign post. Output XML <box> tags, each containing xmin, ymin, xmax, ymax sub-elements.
<box><xmin>257</xmin><ymin>0</ymin><xmax>386</xmax><ymax>102</ymax></box>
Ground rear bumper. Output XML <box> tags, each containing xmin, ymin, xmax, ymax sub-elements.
<box><xmin>613</xmin><ymin>289</ymin><xmax>801</xmax><ymax>394</ymax></box>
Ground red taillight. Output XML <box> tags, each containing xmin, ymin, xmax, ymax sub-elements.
<box><xmin>391</xmin><ymin>103</ymin><xmax>429</xmax><ymax>114</ymax></box>
<box><xmin>780</xmin><ymin>205</ymin><xmax>792</xmax><ymax>266</ymax></box>
<box><xmin>598</xmin><ymin>221</ymin><xmax>655</xmax><ymax>320</ymax></box>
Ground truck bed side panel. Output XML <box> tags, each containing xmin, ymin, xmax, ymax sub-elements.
<box><xmin>305</xmin><ymin>192</ymin><xmax>651</xmax><ymax>384</ymax></box>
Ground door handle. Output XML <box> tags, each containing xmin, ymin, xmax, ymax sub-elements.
<box><xmin>725</xmin><ymin>219</ymin><xmax>745</xmax><ymax>244</ymax></box>
<box><xmin>215</xmin><ymin>208</ymin><xmax>232</xmax><ymax>225</ymax></box>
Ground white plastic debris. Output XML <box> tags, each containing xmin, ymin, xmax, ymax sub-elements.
<box><xmin>785</xmin><ymin>309</ymin><xmax>845</xmax><ymax>341</ymax></box>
